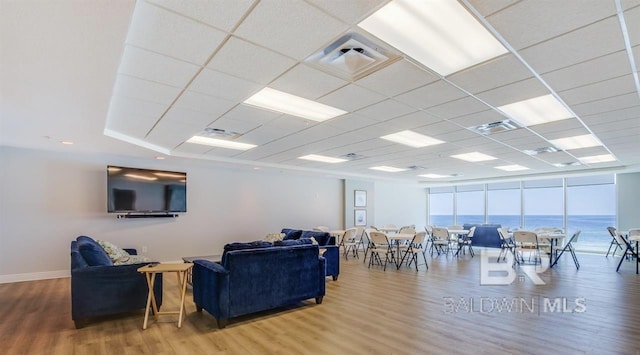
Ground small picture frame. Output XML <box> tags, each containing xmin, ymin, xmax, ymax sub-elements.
<box><xmin>354</xmin><ymin>209</ymin><xmax>367</xmax><ymax>226</ymax></box>
<box><xmin>354</xmin><ymin>190</ymin><xmax>367</xmax><ymax>207</ymax></box>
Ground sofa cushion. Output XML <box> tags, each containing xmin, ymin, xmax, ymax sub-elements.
<box><xmin>281</xmin><ymin>228</ymin><xmax>302</xmax><ymax>240</ymax></box>
<box><xmin>77</xmin><ymin>236</ymin><xmax>113</xmax><ymax>266</ymax></box>
<box><xmin>300</xmin><ymin>230</ymin><xmax>331</xmax><ymax>246</ymax></box>
<box><xmin>223</xmin><ymin>240</ymin><xmax>274</xmax><ymax>253</ymax></box>
<box><xmin>97</xmin><ymin>240</ymin><xmax>130</xmax><ymax>262</ymax></box>
<box><xmin>274</xmin><ymin>239</ymin><xmax>313</xmax><ymax>246</ymax></box>
<box><xmin>113</xmin><ymin>255</ymin><xmax>151</xmax><ymax>265</ymax></box>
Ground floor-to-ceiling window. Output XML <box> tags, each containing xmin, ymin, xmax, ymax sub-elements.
<box><xmin>523</xmin><ymin>178</ymin><xmax>564</xmax><ymax>230</ymax></box>
<box><xmin>487</xmin><ymin>182</ymin><xmax>521</xmax><ymax>229</ymax></box>
<box><xmin>428</xmin><ymin>186</ymin><xmax>454</xmax><ymax>227</ymax></box>
<box><xmin>456</xmin><ymin>184</ymin><xmax>484</xmax><ymax>225</ymax></box>
<box><xmin>566</xmin><ymin>175</ymin><xmax>616</xmax><ymax>253</ymax></box>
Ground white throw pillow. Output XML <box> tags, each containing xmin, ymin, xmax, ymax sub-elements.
<box><xmin>97</xmin><ymin>240</ymin><xmax>129</xmax><ymax>262</ymax></box>
<box><xmin>264</xmin><ymin>233</ymin><xmax>286</xmax><ymax>242</ymax></box>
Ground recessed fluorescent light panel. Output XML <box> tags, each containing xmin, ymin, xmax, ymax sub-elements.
<box><xmin>298</xmin><ymin>154</ymin><xmax>347</xmax><ymax>163</ymax></box>
<box><xmin>186</xmin><ymin>136</ymin><xmax>257</xmax><ymax>151</ymax></box>
<box><xmin>419</xmin><ymin>173</ymin><xmax>451</xmax><ymax>178</ymax></box>
<box><xmin>358</xmin><ymin>0</ymin><xmax>507</xmax><ymax>76</ymax></box>
<box><xmin>380</xmin><ymin>130</ymin><xmax>444</xmax><ymax>148</ymax></box>
<box><xmin>369</xmin><ymin>166</ymin><xmax>408</xmax><ymax>172</ymax></box>
<box><xmin>578</xmin><ymin>154</ymin><xmax>617</xmax><ymax>164</ymax></box>
<box><xmin>549</xmin><ymin>134</ymin><xmax>601</xmax><ymax>150</ymax></box>
<box><xmin>495</xmin><ymin>165</ymin><xmax>529</xmax><ymax>172</ymax></box>
<box><xmin>497</xmin><ymin>94</ymin><xmax>573</xmax><ymax>126</ymax></box>
<box><xmin>451</xmin><ymin>152</ymin><xmax>497</xmax><ymax>162</ymax></box>
<box><xmin>243</xmin><ymin>87</ymin><xmax>347</xmax><ymax>122</ymax></box>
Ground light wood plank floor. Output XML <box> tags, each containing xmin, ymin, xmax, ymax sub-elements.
<box><xmin>2</xmin><ymin>251</ymin><xmax>640</xmax><ymax>354</ymax></box>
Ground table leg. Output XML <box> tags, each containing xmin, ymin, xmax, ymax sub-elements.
<box><xmin>178</xmin><ymin>270</ymin><xmax>189</xmax><ymax>328</ymax></box>
<box><xmin>636</xmin><ymin>241</ymin><xmax>638</xmax><ymax>274</ymax></box>
<box><xmin>142</xmin><ymin>272</ymin><xmax>156</xmax><ymax>330</ymax></box>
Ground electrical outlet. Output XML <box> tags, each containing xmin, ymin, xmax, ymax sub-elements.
<box><xmin>142</xmin><ymin>246</ymin><xmax>148</xmax><ymax>253</ymax></box>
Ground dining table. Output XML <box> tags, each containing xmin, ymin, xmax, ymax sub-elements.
<box><xmin>378</xmin><ymin>227</ymin><xmax>400</xmax><ymax>234</ymax></box>
<box><xmin>627</xmin><ymin>233</ymin><xmax>640</xmax><ymax>274</ymax></box>
<box><xmin>386</xmin><ymin>233</ymin><xmax>415</xmax><ymax>269</ymax></box>
<box><xmin>537</xmin><ymin>232</ymin><xmax>566</xmax><ymax>267</ymax></box>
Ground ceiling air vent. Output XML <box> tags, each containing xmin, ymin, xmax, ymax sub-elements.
<box><xmin>340</xmin><ymin>152</ymin><xmax>366</xmax><ymax>161</ymax></box>
<box><xmin>201</xmin><ymin>127</ymin><xmax>242</xmax><ymax>139</ymax></box>
<box><xmin>407</xmin><ymin>165</ymin><xmax>427</xmax><ymax>171</ymax></box>
<box><xmin>553</xmin><ymin>161</ymin><xmax>582</xmax><ymax>167</ymax></box>
<box><xmin>522</xmin><ymin>146</ymin><xmax>560</xmax><ymax>156</ymax></box>
<box><xmin>306</xmin><ymin>32</ymin><xmax>400</xmax><ymax>81</ymax></box>
<box><xmin>469</xmin><ymin>119</ymin><xmax>522</xmax><ymax>135</ymax></box>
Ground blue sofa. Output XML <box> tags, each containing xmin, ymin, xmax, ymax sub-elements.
<box><xmin>70</xmin><ymin>236</ymin><xmax>162</xmax><ymax>328</ymax></box>
<box><xmin>281</xmin><ymin>228</ymin><xmax>340</xmax><ymax>280</ymax></box>
<box><xmin>463</xmin><ymin>224</ymin><xmax>502</xmax><ymax>248</ymax></box>
<box><xmin>192</xmin><ymin>242</ymin><xmax>326</xmax><ymax>328</ymax></box>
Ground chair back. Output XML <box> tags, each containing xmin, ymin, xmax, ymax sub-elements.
<box><xmin>381</xmin><ymin>224</ymin><xmax>396</xmax><ymax>229</ymax></box>
<box><xmin>566</xmin><ymin>230</ymin><xmax>581</xmax><ymax>244</ymax></box>
<box><xmin>399</xmin><ymin>227</ymin><xmax>416</xmax><ymax>234</ymax></box>
<box><xmin>607</xmin><ymin>226</ymin><xmax>617</xmax><ymax>237</ymax></box>
<box><xmin>425</xmin><ymin>225</ymin><xmax>433</xmax><ymax>234</ymax></box>
<box><xmin>342</xmin><ymin>228</ymin><xmax>358</xmax><ymax>242</ymax></box>
<box><xmin>432</xmin><ymin>227</ymin><xmax>449</xmax><ymax>241</ymax></box>
<box><xmin>467</xmin><ymin>226</ymin><xmax>476</xmax><ymax>238</ymax></box>
<box><xmin>513</xmin><ymin>231</ymin><xmax>538</xmax><ymax>248</ymax></box>
<box><xmin>355</xmin><ymin>226</ymin><xmax>365</xmax><ymax>239</ymax></box>
<box><xmin>369</xmin><ymin>226</ymin><xmax>379</xmax><ymax>231</ymax></box>
<box><xmin>369</xmin><ymin>231</ymin><xmax>390</xmax><ymax>247</ymax></box>
<box><xmin>498</xmin><ymin>227</ymin><xmax>511</xmax><ymax>242</ymax></box>
<box><xmin>628</xmin><ymin>229</ymin><xmax>640</xmax><ymax>238</ymax></box>
<box><xmin>314</xmin><ymin>226</ymin><xmax>330</xmax><ymax>232</ymax></box>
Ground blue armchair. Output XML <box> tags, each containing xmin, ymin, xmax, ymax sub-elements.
<box><xmin>70</xmin><ymin>236</ymin><xmax>162</xmax><ymax>328</ymax></box>
<box><xmin>281</xmin><ymin>228</ymin><xmax>340</xmax><ymax>280</ymax></box>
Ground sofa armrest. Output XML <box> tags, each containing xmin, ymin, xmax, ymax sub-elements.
<box><xmin>318</xmin><ymin>245</ymin><xmax>339</xmax><ymax>280</ymax></box>
<box><xmin>318</xmin><ymin>256</ymin><xmax>326</xmax><ymax>296</ymax></box>
<box><xmin>192</xmin><ymin>260</ymin><xmax>230</xmax><ymax>320</ymax></box>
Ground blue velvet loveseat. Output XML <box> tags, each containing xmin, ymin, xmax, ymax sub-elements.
<box><xmin>192</xmin><ymin>242</ymin><xmax>326</xmax><ymax>328</ymax></box>
<box><xmin>70</xmin><ymin>236</ymin><xmax>162</xmax><ymax>328</ymax></box>
<box><xmin>281</xmin><ymin>228</ymin><xmax>340</xmax><ymax>280</ymax></box>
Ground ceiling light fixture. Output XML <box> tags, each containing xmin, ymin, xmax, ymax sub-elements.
<box><xmin>243</xmin><ymin>87</ymin><xmax>347</xmax><ymax>122</ymax></box>
<box><xmin>358</xmin><ymin>0</ymin><xmax>507</xmax><ymax>76</ymax></box>
<box><xmin>186</xmin><ymin>136</ymin><xmax>257</xmax><ymax>151</ymax></box>
<box><xmin>497</xmin><ymin>94</ymin><xmax>573</xmax><ymax>126</ymax></box>
<box><xmin>298</xmin><ymin>154</ymin><xmax>347</xmax><ymax>163</ymax></box>
<box><xmin>578</xmin><ymin>154</ymin><xmax>617</xmax><ymax>164</ymax></box>
<box><xmin>419</xmin><ymin>173</ymin><xmax>451</xmax><ymax>178</ymax></box>
<box><xmin>548</xmin><ymin>134</ymin><xmax>601</xmax><ymax>150</ymax></box>
<box><xmin>369</xmin><ymin>166</ymin><xmax>408</xmax><ymax>172</ymax></box>
<box><xmin>495</xmin><ymin>164</ymin><xmax>529</xmax><ymax>171</ymax></box>
<box><xmin>380</xmin><ymin>130</ymin><xmax>444</xmax><ymax>148</ymax></box>
<box><xmin>450</xmin><ymin>152</ymin><xmax>497</xmax><ymax>162</ymax></box>
<box><xmin>61</xmin><ymin>141</ymin><xmax>74</xmax><ymax>145</ymax></box>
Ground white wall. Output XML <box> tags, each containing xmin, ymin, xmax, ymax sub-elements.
<box><xmin>617</xmin><ymin>172</ymin><xmax>640</xmax><ymax>231</ymax></box>
<box><xmin>0</xmin><ymin>146</ymin><xmax>342</xmax><ymax>282</ymax></box>
<box><xmin>374</xmin><ymin>181</ymin><xmax>427</xmax><ymax>229</ymax></box>
<box><xmin>344</xmin><ymin>179</ymin><xmax>374</xmax><ymax>229</ymax></box>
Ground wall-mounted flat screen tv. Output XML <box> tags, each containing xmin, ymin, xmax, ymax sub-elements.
<box><xmin>107</xmin><ymin>166</ymin><xmax>187</xmax><ymax>213</ymax></box>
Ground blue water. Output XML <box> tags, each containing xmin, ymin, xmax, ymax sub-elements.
<box><xmin>429</xmin><ymin>215</ymin><xmax>616</xmax><ymax>253</ymax></box>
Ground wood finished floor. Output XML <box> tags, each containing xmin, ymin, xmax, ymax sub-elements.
<box><xmin>2</xmin><ymin>251</ymin><xmax>640</xmax><ymax>355</ymax></box>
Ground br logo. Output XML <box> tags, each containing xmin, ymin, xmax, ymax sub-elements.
<box><xmin>480</xmin><ymin>249</ymin><xmax>548</xmax><ymax>285</ymax></box>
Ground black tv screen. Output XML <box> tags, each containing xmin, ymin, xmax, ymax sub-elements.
<box><xmin>107</xmin><ymin>166</ymin><xmax>187</xmax><ymax>213</ymax></box>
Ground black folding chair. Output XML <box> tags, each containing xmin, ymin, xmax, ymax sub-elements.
<box><xmin>550</xmin><ymin>230</ymin><xmax>581</xmax><ymax>269</ymax></box>
<box><xmin>606</xmin><ymin>226</ymin><xmax>623</xmax><ymax>257</ymax></box>
<box><xmin>616</xmin><ymin>232</ymin><xmax>639</xmax><ymax>272</ymax></box>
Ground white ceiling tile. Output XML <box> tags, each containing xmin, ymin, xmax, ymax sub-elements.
<box><xmin>467</xmin><ymin>0</ymin><xmax>519</xmax><ymax>17</ymax></box>
<box><xmin>318</xmin><ymin>84</ymin><xmax>386</xmax><ymax>111</ymax></box>
<box><xmin>519</xmin><ymin>17</ymin><xmax>626</xmax><ymax>74</ymax></box>
<box><xmin>325</xmin><ymin>112</ymin><xmax>379</xmax><ymax>131</ymax></box>
<box><xmin>558</xmin><ymin>74</ymin><xmax>638</xmax><ymax>106</ymax></box>
<box><xmin>146</xmin><ymin>119</ymin><xmax>198</xmax><ymax>149</ymax></box>
<box><xmin>477</xmin><ymin>78</ymin><xmax>549</xmax><ymax>108</ymax></box>
<box><xmin>589</xmin><ymin>117</ymin><xmax>640</xmax><ymax>134</ymax></box>
<box><xmin>450</xmin><ymin>110</ymin><xmax>507</xmax><ymax>128</ymax></box>
<box><xmin>113</xmin><ymin>74</ymin><xmax>181</xmax><ymax>105</ymax></box>
<box><xmin>305</xmin><ymin>0</ymin><xmax>387</xmax><ymax>24</ymax></box>
<box><xmin>433</xmin><ymin>129</ymin><xmax>482</xmax><ymax>143</ymax></box>
<box><xmin>105</xmin><ymin>112</ymin><xmax>156</xmax><ymax>140</ymax></box>
<box><xmin>125</xmin><ymin>1</ymin><xmax>226</xmax><ymax>65</ymax></box>
<box><xmin>624</xmin><ymin>6</ymin><xmax>640</xmax><ymax>46</ymax></box>
<box><xmin>147</xmin><ymin>0</ymin><xmax>254</xmax><ymax>32</ymax></box>
<box><xmin>581</xmin><ymin>105</ymin><xmax>640</xmax><ymax>125</ymax></box>
<box><xmin>531</xmin><ymin>120</ymin><xmax>590</xmax><ymax>140</ymax></box>
<box><xmin>486</xmin><ymin>0</ymin><xmax>617</xmax><ymax>50</ymax></box>
<box><xmin>207</xmin><ymin>36</ymin><xmax>296</xmax><ymax>85</ymax></box>
<box><xmin>448</xmin><ymin>55</ymin><xmax>532</xmax><ymax>94</ymax></box>
<box><xmin>425</xmin><ymin>97</ymin><xmax>489</xmax><ymax>119</ymax></box>
<box><xmin>541</xmin><ymin>50</ymin><xmax>632</xmax><ymax>92</ymax></box>
<box><xmin>566</xmin><ymin>146</ymin><xmax>611</xmax><ymax>157</ymax></box>
<box><xmin>394</xmin><ymin>80</ymin><xmax>467</xmax><ymax>109</ymax></box>
<box><xmin>384</xmin><ymin>111</ymin><xmax>443</xmax><ymax>130</ymax></box>
<box><xmin>572</xmin><ymin>93</ymin><xmax>640</xmax><ymax>117</ymax></box>
<box><xmin>263</xmin><ymin>115</ymin><xmax>314</xmax><ymax>134</ymax></box>
<box><xmin>355</xmin><ymin>99</ymin><xmax>417</xmax><ymax>122</ymax></box>
<box><xmin>189</xmin><ymin>68</ymin><xmax>263</xmax><ymax>101</ymax></box>
<box><xmin>173</xmin><ymin>90</ymin><xmax>236</xmax><ymax>118</ymax></box>
<box><xmin>106</xmin><ymin>95</ymin><xmax>167</xmax><ymax>124</ymax></box>
<box><xmin>172</xmin><ymin>142</ymin><xmax>213</xmax><ymax>155</ymax></box>
<box><xmin>162</xmin><ymin>106</ymin><xmax>215</xmax><ymax>127</ymax></box>
<box><xmin>536</xmin><ymin>151</ymin><xmax>583</xmax><ymax>164</ymax></box>
<box><xmin>215</xmin><ymin>104</ymin><xmax>281</xmax><ymax>126</ymax></box>
<box><xmin>207</xmin><ymin>117</ymin><xmax>261</xmax><ymax>135</ymax></box>
<box><xmin>118</xmin><ymin>45</ymin><xmax>200</xmax><ymax>87</ymax></box>
<box><xmin>270</xmin><ymin>64</ymin><xmax>348</xmax><ymax>100</ymax></box>
<box><xmin>355</xmin><ymin>59</ymin><xmax>439</xmax><ymax>97</ymax></box>
<box><xmin>234</xmin><ymin>0</ymin><xmax>348</xmax><ymax>60</ymax></box>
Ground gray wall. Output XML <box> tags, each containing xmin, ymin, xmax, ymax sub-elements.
<box><xmin>343</xmin><ymin>179</ymin><xmax>375</xmax><ymax>229</ymax></box>
<box><xmin>617</xmin><ymin>172</ymin><xmax>640</xmax><ymax>230</ymax></box>
<box><xmin>374</xmin><ymin>181</ymin><xmax>427</xmax><ymax>230</ymax></box>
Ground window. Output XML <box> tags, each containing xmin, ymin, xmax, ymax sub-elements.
<box><xmin>456</xmin><ymin>184</ymin><xmax>484</xmax><ymax>225</ymax></box>
<box><xmin>487</xmin><ymin>182</ymin><xmax>521</xmax><ymax>229</ymax></box>
<box><xmin>429</xmin><ymin>187</ymin><xmax>453</xmax><ymax>227</ymax></box>
<box><xmin>523</xmin><ymin>179</ymin><xmax>563</xmax><ymax>230</ymax></box>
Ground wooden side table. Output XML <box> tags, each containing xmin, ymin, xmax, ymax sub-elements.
<box><xmin>137</xmin><ymin>262</ymin><xmax>194</xmax><ymax>329</ymax></box>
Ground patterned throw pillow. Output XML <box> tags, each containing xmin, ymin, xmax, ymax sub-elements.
<box><xmin>264</xmin><ymin>233</ymin><xmax>286</xmax><ymax>242</ymax></box>
<box><xmin>97</xmin><ymin>240</ymin><xmax>129</xmax><ymax>262</ymax></box>
<box><xmin>113</xmin><ymin>255</ymin><xmax>151</xmax><ymax>265</ymax></box>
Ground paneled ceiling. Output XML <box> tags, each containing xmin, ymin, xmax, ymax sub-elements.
<box><xmin>2</xmin><ymin>0</ymin><xmax>639</xmax><ymax>184</ymax></box>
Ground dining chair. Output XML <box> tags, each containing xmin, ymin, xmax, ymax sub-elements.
<box><xmin>431</xmin><ymin>227</ymin><xmax>451</xmax><ymax>256</ymax></box>
<box><xmin>363</xmin><ymin>228</ymin><xmax>377</xmax><ymax>263</ymax></box>
<box><xmin>513</xmin><ymin>231</ymin><xmax>540</xmax><ymax>265</ymax></box>
<box><xmin>425</xmin><ymin>225</ymin><xmax>434</xmax><ymax>254</ymax></box>
<box><xmin>398</xmin><ymin>231</ymin><xmax>429</xmax><ymax>271</ymax></box>
<box><xmin>550</xmin><ymin>230</ymin><xmax>581</xmax><ymax>269</ymax></box>
<box><xmin>339</xmin><ymin>227</ymin><xmax>359</xmax><ymax>259</ymax></box>
<box><xmin>455</xmin><ymin>226</ymin><xmax>474</xmax><ymax>257</ymax></box>
<box><xmin>615</xmin><ymin>231</ymin><xmax>639</xmax><ymax>272</ymax></box>
<box><xmin>497</xmin><ymin>227</ymin><xmax>515</xmax><ymax>262</ymax></box>
<box><xmin>606</xmin><ymin>226</ymin><xmax>623</xmax><ymax>257</ymax></box>
<box><xmin>398</xmin><ymin>226</ymin><xmax>416</xmax><ymax>235</ymax></box>
<box><xmin>368</xmin><ymin>231</ymin><xmax>396</xmax><ymax>271</ymax></box>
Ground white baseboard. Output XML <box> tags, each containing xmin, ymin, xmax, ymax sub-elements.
<box><xmin>0</xmin><ymin>270</ymin><xmax>69</xmax><ymax>284</ymax></box>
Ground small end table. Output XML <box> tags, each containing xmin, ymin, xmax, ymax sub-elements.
<box><xmin>138</xmin><ymin>262</ymin><xmax>193</xmax><ymax>329</ymax></box>
<box><xmin>181</xmin><ymin>254</ymin><xmax>221</xmax><ymax>285</ymax></box>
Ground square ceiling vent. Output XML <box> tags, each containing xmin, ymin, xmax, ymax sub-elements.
<box><xmin>469</xmin><ymin>119</ymin><xmax>522</xmax><ymax>135</ymax></box>
<box><xmin>306</xmin><ymin>32</ymin><xmax>400</xmax><ymax>81</ymax></box>
<box><xmin>201</xmin><ymin>127</ymin><xmax>242</xmax><ymax>139</ymax></box>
